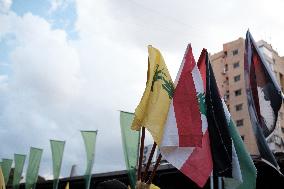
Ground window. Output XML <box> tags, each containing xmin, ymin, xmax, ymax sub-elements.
<box><xmin>236</xmin><ymin>119</ymin><xmax>244</xmax><ymax>127</ymax></box>
<box><xmin>235</xmin><ymin>89</ymin><xmax>242</xmax><ymax>96</ymax></box>
<box><xmin>280</xmin><ymin>73</ymin><xmax>284</xmax><ymax>91</ymax></box>
<box><xmin>280</xmin><ymin>112</ymin><xmax>284</xmax><ymax>120</ymax></box>
<box><xmin>233</xmin><ymin>49</ymin><xmax>238</xmax><ymax>55</ymax></box>
<box><xmin>235</xmin><ymin>104</ymin><xmax>243</xmax><ymax>111</ymax></box>
<box><xmin>234</xmin><ymin>75</ymin><xmax>241</xmax><ymax>82</ymax></box>
<box><xmin>224</xmin><ymin>93</ymin><xmax>230</xmax><ymax>101</ymax></box>
<box><xmin>233</xmin><ymin>62</ymin><xmax>240</xmax><ymax>68</ymax></box>
<box><xmin>225</xmin><ymin>64</ymin><xmax>228</xmax><ymax>71</ymax></box>
<box><xmin>241</xmin><ymin>135</ymin><xmax>245</xmax><ymax>141</ymax></box>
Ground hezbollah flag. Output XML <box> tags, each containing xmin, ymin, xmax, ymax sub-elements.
<box><xmin>160</xmin><ymin>44</ymin><xmax>212</xmax><ymax>187</ymax></box>
<box><xmin>131</xmin><ymin>45</ymin><xmax>174</xmax><ymax>145</ymax></box>
<box><xmin>244</xmin><ymin>30</ymin><xmax>282</xmax><ymax>173</ymax></box>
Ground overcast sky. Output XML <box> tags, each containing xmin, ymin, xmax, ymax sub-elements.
<box><xmin>0</xmin><ymin>0</ymin><xmax>284</xmax><ymax>179</ymax></box>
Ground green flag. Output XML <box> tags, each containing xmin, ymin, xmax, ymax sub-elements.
<box><xmin>50</xmin><ymin>140</ymin><xmax>65</xmax><ymax>189</ymax></box>
<box><xmin>12</xmin><ymin>154</ymin><xmax>26</xmax><ymax>189</ymax></box>
<box><xmin>222</xmin><ymin>101</ymin><xmax>257</xmax><ymax>189</ymax></box>
<box><xmin>25</xmin><ymin>147</ymin><xmax>43</xmax><ymax>189</ymax></box>
<box><xmin>228</xmin><ymin>119</ymin><xmax>257</xmax><ymax>189</ymax></box>
<box><xmin>120</xmin><ymin>111</ymin><xmax>140</xmax><ymax>189</ymax></box>
<box><xmin>1</xmin><ymin>159</ymin><xmax>13</xmax><ymax>185</ymax></box>
<box><xmin>81</xmin><ymin>130</ymin><xmax>97</xmax><ymax>189</ymax></box>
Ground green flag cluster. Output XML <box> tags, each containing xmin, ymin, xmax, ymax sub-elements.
<box><xmin>120</xmin><ymin>111</ymin><xmax>140</xmax><ymax>189</ymax></box>
<box><xmin>81</xmin><ymin>130</ymin><xmax>97</xmax><ymax>189</ymax></box>
<box><xmin>12</xmin><ymin>154</ymin><xmax>26</xmax><ymax>189</ymax></box>
<box><xmin>50</xmin><ymin>140</ymin><xmax>65</xmax><ymax>189</ymax></box>
<box><xmin>0</xmin><ymin>129</ymin><xmax>98</xmax><ymax>189</ymax></box>
<box><xmin>25</xmin><ymin>147</ymin><xmax>43</xmax><ymax>189</ymax></box>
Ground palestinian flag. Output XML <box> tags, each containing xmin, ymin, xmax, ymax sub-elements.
<box><xmin>198</xmin><ymin>49</ymin><xmax>243</xmax><ymax>189</ymax></box>
<box><xmin>160</xmin><ymin>44</ymin><xmax>212</xmax><ymax>188</ymax></box>
<box><xmin>222</xmin><ymin>99</ymin><xmax>257</xmax><ymax>189</ymax></box>
<box><xmin>244</xmin><ymin>30</ymin><xmax>282</xmax><ymax>172</ymax></box>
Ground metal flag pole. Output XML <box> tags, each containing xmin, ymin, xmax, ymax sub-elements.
<box><xmin>210</xmin><ymin>172</ymin><xmax>214</xmax><ymax>189</ymax></box>
<box><xmin>218</xmin><ymin>177</ymin><xmax>222</xmax><ymax>189</ymax></box>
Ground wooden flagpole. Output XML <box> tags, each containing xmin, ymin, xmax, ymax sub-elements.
<box><xmin>142</xmin><ymin>142</ymin><xmax>157</xmax><ymax>182</ymax></box>
<box><xmin>146</xmin><ymin>153</ymin><xmax>162</xmax><ymax>184</ymax></box>
<box><xmin>137</xmin><ymin>127</ymin><xmax>146</xmax><ymax>181</ymax></box>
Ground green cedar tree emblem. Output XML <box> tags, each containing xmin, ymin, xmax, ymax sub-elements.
<box><xmin>151</xmin><ymin>64</ymin><xmax>174</xmax><ymax>99</ymax></box>
<box><xmin>197</xmin><ymin>92</ymin><xmax>206</xmax><ymax>115</ymax></box>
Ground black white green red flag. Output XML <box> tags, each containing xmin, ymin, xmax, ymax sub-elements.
<box><xmin>244</xmin><ymin>30</ymin><xmax>282</xmax><ymax>173</ymax></box>
<box><xmin>198</xmin><ymin>49</ymin><xmax>252</xmax><ymax>189</ymax></box>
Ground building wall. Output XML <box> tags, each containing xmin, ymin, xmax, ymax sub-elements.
<box><xmin>210</xmin><ymin>37</ymin><xmax>284</xmax><ymax>155</ymax></box>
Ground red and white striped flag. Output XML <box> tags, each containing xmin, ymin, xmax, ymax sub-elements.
<box><xmin>160</xmin><ymin>44</ymin><xmax>213</xmax><ymax>187</ymax></box>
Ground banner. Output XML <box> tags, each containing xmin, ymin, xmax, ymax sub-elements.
<box><xmin>25</xmin><ymin>147</ymin><xmax>43</xmax><ymax>189</ymax></box>
<box><xmin>50</xmin><ymin>140</ymin><xmax>65</xmax><ymax>189</ymax></box>
<box><xmin>120</xmin><ymin>111</ymin><xmax>140</xmax><ymax>189</ymax></box>
<box><xmin>81</xmin><ymin>130</ymin><xmax>97</xmax><ymax>189</ymax></box>
<box><xmin>1</xmin><ymin>159</ymin><xmax>13</xmax><ymax>185</ymax></box>
<box><xmin>12</xmin><ymin>154</ymin><xmax>26</xmax><ymax>189</ymax></box>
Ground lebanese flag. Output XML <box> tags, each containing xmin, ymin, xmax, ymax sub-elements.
<box><xmin>160</xmin><ymin>44</ymin><xmax>213</xmax><ymax>187</ymax></box>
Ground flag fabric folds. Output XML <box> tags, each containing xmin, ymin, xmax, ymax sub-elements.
<box><xmin>131</xmin><ymin>45</ymin><xmax>174</xmax><ymax>145</ymax></box>
<box><xmin>222</xmin><ymin>103</ymin><xmax>257</xmax><ymax>189</ymax></box>
<box><xmin>160</xmin><ymin>44</ymin><xmax>212</xmax><ymax>187</ymax></box>
<box><xmin>1</xmin><ymin>159</ymin><xmax>13</xmax><ymax>185</ymax></box>
<box><xmin>12</xmin><ymin>154</ymin><xmax>26</xmax><ymax>189</ymax></box>
<box><xmin>120</xmin><ymin>111</ymin><xmax>140</xmax><ymax>189</ymax></box>
<box><xmin>81</xmin><ymin>130</ymin><xmax>97</xmax><ymax>189</ymax></box>
<box><xmin>50</xmin><ymin>140</ymin><xmax>65</xmax><ymax>189</ymax></box>
<box><xmin>0</xmin><ymin>167</ymin><xmax>6</xmax><ymax>189</ymax></box>
<box><xmin>244</xmin><ymin>30</ymin><xmax>282</xmax><ymax>172</ymax></box>
<box><xmin>198</xmin><ymin>49</ymin><xmax>243</xmax><ymax>189</ymax></box>
<box><xmin>25</xmin><ymin>147</ymin><xmax>43</xmax><ymax>189</ymax></box>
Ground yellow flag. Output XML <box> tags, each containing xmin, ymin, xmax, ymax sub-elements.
<box><xmin>150</xmin><ymin>184</ymin><xmax>160</xmax><ymax>189</ymax></box>
<box><xmin>0</xmin><ymin>167</ymin><xmax>6</xmax><ymax>189</ymax></box>
<box><xmin>65</xmin><ymin>182</ymin><xmax>69</xmax><ymax>189</ymax></box>
<box><xmin>132</xmin><ymin>45</ymin><xmax>174</xmax><ymax>145</ymax></box>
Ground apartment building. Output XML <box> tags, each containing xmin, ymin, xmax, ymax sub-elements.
<box><xmin>210</xmin><ymin>38</ymin><xmax>284</xmax><ymax>155</ymax></box>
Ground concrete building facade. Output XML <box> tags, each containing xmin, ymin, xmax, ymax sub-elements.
<box><xmin>210</xmin><ymin>38</ymin><xmax>284</xmax><ymax>155</ymax></box>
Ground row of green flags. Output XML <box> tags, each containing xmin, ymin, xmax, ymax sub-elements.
<box><xmin>0</xmin><ymin>130</ymin><xmax>97</xmax><ymax>189</ymax></box>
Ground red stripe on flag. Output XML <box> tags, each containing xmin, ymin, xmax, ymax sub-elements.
<box><xmin>197</xmin><ymin>49</ymin><xmax>207</xmax><ymax>92</ymax></box>
<box><xmin>180</xmin><ymin>131</ymin><xmax>213</xmax><ymax>187</ymax></box>
<box><xmin>173</xmin><ymin>45</ymin><xmax>202</xmax><ymax>147</ymax></box>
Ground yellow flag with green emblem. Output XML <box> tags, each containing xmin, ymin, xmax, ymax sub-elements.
<box><xmin>131</xmin><ymin>45</ymin><xmax>174</xmax><ymax>145</ymax></box>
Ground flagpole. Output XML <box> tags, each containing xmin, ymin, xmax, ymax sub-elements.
<box><xmin>137</xmin><ymin>127</ymin><xmax>146</xmax><ymax>181</ymax></box>
<box><xmin>210</xmin><ymin>172</ymin><xmax>214</xmax><ymax>189</ymax></box>
<box><xmin>142</xmin><ymin>142</ymin><xmax>157</xmax><ymax>182</ymax></box>
<box><xmin>218</xmin><ymin>177</ymin><xmax>222</xmax><ymax>189</ymax></box>
<box><xmin>146</xmin><ymin>153</ymin><xmax>162</xmax><ymax>184</ymax></box>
